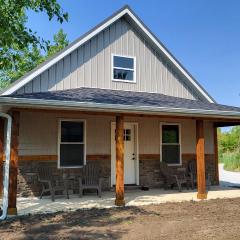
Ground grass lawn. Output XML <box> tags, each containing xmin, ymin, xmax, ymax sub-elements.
<box><xmin>1</xmin><ymin>198</ymin><xmax>240</xmax><ymax>239</ymax></box>
<box><xmin>221</xmin><ymin>152</ymin><xmax>240</xmax><ymax>171</ymax></box>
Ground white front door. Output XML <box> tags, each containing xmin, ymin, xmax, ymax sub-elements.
<box><xmin>111</xmin><ymin>122</ymin><xmax>138</xmax><ymax>185</ymax></box>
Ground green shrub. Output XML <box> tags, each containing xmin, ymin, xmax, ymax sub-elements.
<box><xmin>219</xmin><ymin>152</ymin><xmax>225</xmax><ymax>163</ymax></box>
<box><xmin>223</xmin><ymin>152</ymin><xmax>240</xmax><ymax>171</ymax></box>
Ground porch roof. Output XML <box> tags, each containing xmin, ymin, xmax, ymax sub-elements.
<box><xmin>1</xmin><ymin>87</ymin><xmax>240</xmax><ymax>118</ymax></box>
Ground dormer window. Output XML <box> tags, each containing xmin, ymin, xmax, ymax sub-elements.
<box><xmin>112</xmin><ymin>55</ymin><xmax>136</xmax><ymax>83</ymax></box>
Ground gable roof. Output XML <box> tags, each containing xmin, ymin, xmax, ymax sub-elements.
<box><xmin>0</xmin><ymin>87</ymin><xmax>239</xmax><ymax>118</ymax></box>
<box><xmin>1</xmin><ymin>5</ymin><xmax>215</xmax><ymax>103</ymax></box>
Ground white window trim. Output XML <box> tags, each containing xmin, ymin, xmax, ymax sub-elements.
<box><xmin>111</xmin><ymin>54</ymin><xmax>136</xmax><ymax>83</ymax></box>
<box><xmin>58</xmin><ymin>119</ymin><xmax>87</xmax><ymax>169</ymax></box>
<box><xmin>160</xmin><ymin>122</ymin><xmax>182</xmax><ymax>166</ymax></box>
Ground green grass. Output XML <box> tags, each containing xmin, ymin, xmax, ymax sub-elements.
<box><xmin>221</xmin><ymin>152</ymin><xmax>240</xmax><ymax>172</ymax></box>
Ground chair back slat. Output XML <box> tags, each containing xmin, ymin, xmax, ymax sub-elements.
<box><xmin>81</xmin><ymin>164</ymin><xmax>100</xmax><ymax>185</ymax></box>
<box><xmin>38</xmin><ymin>166</ymin><xmax>53</xmax><ymax>181</ymax></box>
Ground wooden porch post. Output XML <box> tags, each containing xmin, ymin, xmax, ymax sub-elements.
<box><xmin>0</xmin><ymin>118</ymin><xmax>4</xmax><ymax>197</ymax></box>
<box><xmin>213</xmin><ymin>126</ymin><xmax>219</xmax><ymax>185</ymax></box>
<box><xmin>115</xmin><ymin>115</ymin><xmax>125</xmax><ymax>206</ymax></box>
<box><xmin>8</xmin><ymin>111</ymin><xmax>20</xmax><ymax>215</ymax></box>
<box><xmin>196</xmin><ymin>120</ymin><xmax>207</xmax><ymax>199</ymax></box>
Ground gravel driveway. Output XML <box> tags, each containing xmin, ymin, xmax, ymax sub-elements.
<box><xmin>219</xmin><ymin>163</ymin><xmax>240</xmax><ymax>187</ymax></box>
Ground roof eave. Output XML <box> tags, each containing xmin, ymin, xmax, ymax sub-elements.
<box><xmin>0</xmin><ymin>97</ymin><xmax>239</xmax><ymax>119</ymax></box>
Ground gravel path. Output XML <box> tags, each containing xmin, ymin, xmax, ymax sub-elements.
<box><xmin>219</xmin><ymin>163</ymin><xmax>240</xmax><ymax>187</ymax></box>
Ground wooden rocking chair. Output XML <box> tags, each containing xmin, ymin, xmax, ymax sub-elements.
<box><xmin>160</xmin><ymin>162</ymin><xmax>189</xmax><ymax>192</ymax></box>
<box><xmin>38</xmin><ymin>166</ymin><xmax>69</xmax><ymax>202</ymax></box>
<box><xmin>78</xmin><ymin>164</ymin><xmax>103</xmax><ymax>198</ymax></box>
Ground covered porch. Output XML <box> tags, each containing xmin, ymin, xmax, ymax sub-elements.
<box><xmin>0</xmin><ymin>88</ymin><xmax>240</xmax><ymax>216</ymax></box>
<box><xmin>0</xmin><ymin>108</ymin><xmax>232</xmax><ymax>216</ymax></box>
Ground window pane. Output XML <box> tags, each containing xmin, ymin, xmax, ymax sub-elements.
<box><xmin>61</xmin><ymin>121</ymin><xmax>84</xmax><ymax>142</ymax></box>
<box><xmin>125</xmin><ymin>129</ymin><xmax>131</xmax><ymax>135</ymax></box>
<box><xmin>125</xmin><ymin>135</ymin><xmax>131</xmax><ymax>141</ymax></box>
<box><xmin>124</xmin><ymin>129</ymin><xmax>131</xmax><ymax>141</ymax></box>
<box><xmin>113</xmin><ymin>69</ymin><xmax>134</xmax><ymax>81</ymax></box>
<box><xmin>162</xmin><ymin>145</ymin><xmax>180</xmax><ymax>164</ymax></box>
<box><xmin>162</xmin><ymin>125</ymin><xmax>179</xmax><ymax>143</ymax></box>
<box><xmin>60</xmin><ymin>144</ymin><xmax>84</xmax><ymax>167</ymax></box>
<box><xmin>114</xmin><ymin>56</ymin><xmax>134</xmax><ymax>69</ymax></box>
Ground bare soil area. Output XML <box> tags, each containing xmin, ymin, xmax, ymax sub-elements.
<box><xmin>1</xmin><ymin>198</ymin><xmax>240</xmax><ymax>240</ymax></box>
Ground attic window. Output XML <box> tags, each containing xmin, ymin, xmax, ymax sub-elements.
<box><xmin>112</xmin><ymin>55</ymin><xmax>136</xmax><ymax>83</ymax></box>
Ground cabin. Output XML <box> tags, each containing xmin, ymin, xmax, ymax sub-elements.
<box><xmin>1</xmin><ymin>5</ymin><xmax>240</xmax><ymax>216</ymax></box>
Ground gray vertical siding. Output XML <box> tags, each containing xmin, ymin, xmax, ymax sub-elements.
<box><xmin>17</xmin><ymin>17</ymin><xmax>200</xmax><ymax>100</ymax></box>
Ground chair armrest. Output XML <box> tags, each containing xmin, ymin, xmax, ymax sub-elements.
<box><xmin>172</xmin><ymin>173</ymin><xmax>187</xmax><ymax>182</ymax></box>
<box><xmin>177</xmin><ymin>168</ymin><xmax>188</xmax><ymax>178</ymax></box>
<box><xmin>177</xmin><ymin>167</ymin><xmax>186</xmax><ymax>172</ymax></box>
<box><xmin>38</xmin><ymin>179</ymin><xmax>53</xmax><ymax>189</ymax></box>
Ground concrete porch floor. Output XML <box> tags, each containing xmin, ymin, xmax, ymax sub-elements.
<box><xmin>16</xmin><ymin>186</ymin><xmax>240</xmax><ymax>215</ymax></box>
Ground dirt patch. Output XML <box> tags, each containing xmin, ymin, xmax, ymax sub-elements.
<box><xmin>1</xmin><ymin>198</ymin><xmax>240</xmax><ymax>239</ymax></box>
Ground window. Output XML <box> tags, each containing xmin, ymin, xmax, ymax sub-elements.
<box><xmin>58</xmin><ymin>120</ymin><xmax>86</xmax><ymax>168</ymax></box>
<box><xmin>124</xmin><ymin>129</ymin><xmax>131</xmax><ymax>141</ymax></box>
<box><xmin>161</xmin><ymin>124</ymin><xmax>181</xmax><ymax>165</ymax></box>
<box><xmin>114</xmin><ymin>128</ymin><xmax>131</xmax><ymax>141</ymax></box>
<box><xmin>112</xmin><ymin>55</ymin><xmax>136</xmax><ymax>82</ymax></box>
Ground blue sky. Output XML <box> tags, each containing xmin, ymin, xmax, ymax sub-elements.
<box><xmin>26</xmin><ymin>0</ymin><xmax>240</xmax><ymax>106</ymax></box>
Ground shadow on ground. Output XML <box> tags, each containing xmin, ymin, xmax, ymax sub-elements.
<box><xmin>2</xmin><ymin>198</ymin><xmax>240</xmax><ymax>240</ymax></box>
<box><xmin>0</xmin><ymin>207</ymin><xmax>160</xmax><ymax>240</ymax></box>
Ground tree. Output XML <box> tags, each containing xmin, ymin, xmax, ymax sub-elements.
<box><xmin>0</xmin><ymin>45</ymin><xmax>43</xmax><ymax>88</ymax></box>
<box><xmin>47</xmin><ymin>29</ymin><xmax>69</xmax><ymax>58</ymax></box>
<box><xmin>0</xmin><ymin>0</ymin><xmax>68</xmax><ymax>80</ymax></box>
<box><xmin>218</xmin><ymin>126</ymin><xmax>240</xmax><ymax>155</ymax></box>
<box><xmin>0</xmin><ymin>29</ymin><xmax>69</xmax><ymax>89</ymax></box>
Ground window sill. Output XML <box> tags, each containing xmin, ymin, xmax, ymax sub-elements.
<box><xmin>112</xmin><ymin>79</ymin><xmax>136</xmax><ymax>84</ymax></box>
<box><xmin>167</xmin><ymin>163</ymin><xmax>182</xmax><ymax>167</ymax></box>
<box><xmin>58</xmin><ymin>165</ymin><xmax>84</xmax><ymax>169</ymax></box>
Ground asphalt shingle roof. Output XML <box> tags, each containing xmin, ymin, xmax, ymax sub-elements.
<box><xmin>4</xmin><ymin>87</ymin><xmax>240</xmax><ymax>113</ymax></box>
